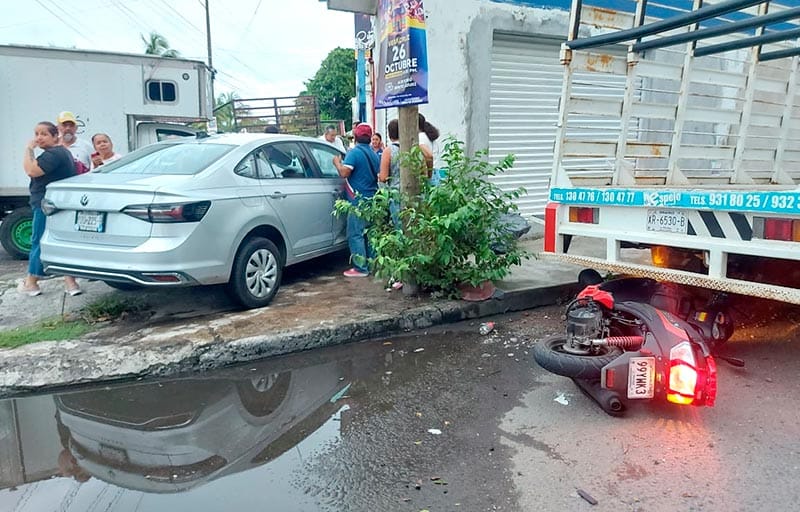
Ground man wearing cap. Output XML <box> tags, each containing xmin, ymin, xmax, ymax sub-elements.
<box><xmin>333</xmin><ymin>123</ymin><xmax>380</xmax><ymax>277</ymax></box>
<box><xmin>57</xmin><ymin>111</ymin><xmax>93</xmax><ymax>170</ymax></box>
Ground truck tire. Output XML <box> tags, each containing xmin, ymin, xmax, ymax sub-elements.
<box><xmin>0</xmin><ymin>207</ymin><xmax>33</xmax><ymax>260</ymax></box>
<box><xmin>226</xmin><ymin>237</ymin><xmax>283</xmax><ymax>309</ymax></box>
<box><xmin>533</xmin><ymin>335</ymin><xmax>622</xmax><ymax>379</ymax></box>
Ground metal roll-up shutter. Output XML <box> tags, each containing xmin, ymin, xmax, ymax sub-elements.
<box><xmin>489</xmin><ymin>35</ymin><xmax>564</xmax><ymax>218</ymax></box>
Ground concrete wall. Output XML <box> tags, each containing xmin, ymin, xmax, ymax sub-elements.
<box><xmin>373</xmin><ymin>0</ymin><xmax>570</xmax><ymax>154</ymax></box>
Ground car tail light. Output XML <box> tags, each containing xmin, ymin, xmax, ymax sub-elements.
<box><xmin>122</xmin><ymin>201</ymin><xmax>211</xmax><ymax>223</ymax></box>
<box><xmin>41</xmin><ymin>198</ymin><xmax>59</xmax><ymax>216</ymax></box>
<box><xmin>753</xmin><ymin>217</ymin><xmax>800</xmax><ymax>242</ymax></box>
<box><xmin>568</xmin><ymin>207</ymin><xmax>598</xmax><ymax>224</ymax></box>
<box><xmin>667</xmin><ymin>341</ymin><xmax>716</xmax><ymax>406</ymax></box>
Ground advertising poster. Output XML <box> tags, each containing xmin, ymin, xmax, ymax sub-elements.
<box><xmin>375</xmin><ymin>0</ymin><xmax>429</xmax><ymax>109</ymax></box>
<box><xmin>354</xmin><ymin>13</ymin><xmax>375</xmax><ymax>50</ymax></box>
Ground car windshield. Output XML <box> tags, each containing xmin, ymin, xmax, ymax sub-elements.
<box><xmin>96</xmin><ymin>142</ymin><xmax>236</xmax><ymax>175</ymax></box>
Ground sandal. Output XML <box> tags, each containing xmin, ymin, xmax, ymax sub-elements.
<box><xmin>66</xmin><ymin>286</ymin><xmax>83</xmax><ymax>297</ymax></box>
<box><xmin>17</xmin><ymin>282</ymin><xmax>42</xmax><ymax>297</ymax></box>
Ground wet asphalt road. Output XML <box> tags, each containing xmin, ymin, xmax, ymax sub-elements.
<box><xmin>1</xmin><ymin>305</ymin><xmax>799</xmax><ymax>511</ymax></box>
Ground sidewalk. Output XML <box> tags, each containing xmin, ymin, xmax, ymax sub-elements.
<box><xmin>0</xmin><ymin>238</ymin><xmax>592</xmax><ymax>395</ymax></box>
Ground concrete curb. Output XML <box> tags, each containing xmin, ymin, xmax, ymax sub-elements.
<box><xmin>0</xmin><ymin>282</ymin><xmax>579</xmax><ymax>396</ymax></box>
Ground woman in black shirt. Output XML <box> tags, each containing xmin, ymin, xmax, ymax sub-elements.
<box><xmin>18</xmin><ymin>121</ymin><xmax>80</xmax><ymax>296</ymax></box>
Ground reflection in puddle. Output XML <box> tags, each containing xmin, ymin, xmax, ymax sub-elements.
<box><xmin>0</xmin><ymin>350</ymin><xmax>356</xmax><ymax>511</ymax></box>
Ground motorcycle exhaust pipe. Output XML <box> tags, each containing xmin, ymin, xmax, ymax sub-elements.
<box><xmin>571</xmin><ymin>378</ymin><xmax>626</xmax><ymax>416</ymax></box>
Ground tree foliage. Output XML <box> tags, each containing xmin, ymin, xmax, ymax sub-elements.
<box><xmin>302</xmin><ymin>47</ymin><xmax>355</xmax><ymax>130</ymax></box>
<box><xmin>141</xmin><ymin>31</ymin><xmax>180</xmax><ymax>58</ymax></box>
<box><xmin>335</xmin><ymin>140</ymin><xmax>529</xmax><ymax>296</ymax></box>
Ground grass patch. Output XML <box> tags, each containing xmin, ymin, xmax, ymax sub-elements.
<box><xmin>80</xmin><ymin>296</ymin><xmax>149</xmax><ymax>322</ymax></box>
<box><xmin>0</xmin><ymin>296</ymin><xmax>150</xmax><ymax>349</ymax></box>
<box><xmin>0</xmin><ymin>318</ymin><xmax>94</xmax><ymax>349</ymax></box>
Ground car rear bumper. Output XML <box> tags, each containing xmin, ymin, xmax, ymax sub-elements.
<box><xmin>43</xmin><ymin>262</ymin><xmax>198</xmax><ymax>286</ymax></box>
<box><xmin>41</xmin><ymin>230</ymin><xmax>231</xmax><ymax>284</ymax></box>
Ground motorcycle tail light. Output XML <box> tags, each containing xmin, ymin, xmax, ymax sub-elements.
<box><xmin>704</xmin><ymin>355</ymin><xmax>717</xmax><ymax>407</ymax></box>
<box><xmin>667</xmin><ymin>341</ymin><xmax>716</xmax><ymax>406</ymax></box>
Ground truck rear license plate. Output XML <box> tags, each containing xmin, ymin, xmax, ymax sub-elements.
<box><xmin>75</xmin><ymin>211</ymin><xmax>106</xmax><ymax>233</ymax></box>
<box><xmin>646</xmin><ymin>209</ymin><xmax>687</xmax><ymax>234</ymax></box>
<box><xmin>627</xmin><ymin>357</ymin><xmax>655</xmax><ymax>399</ymax></box>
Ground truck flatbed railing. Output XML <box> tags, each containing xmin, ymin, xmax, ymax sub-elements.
<box><xmin>214</xmin><ymin>95</ymin><xmax>321</xmax><ymax>136</ymax></box>
<box><xmin>552</xmin><ymin>0</ymin><xmax>800</xmax><ymax>188</ymax></box>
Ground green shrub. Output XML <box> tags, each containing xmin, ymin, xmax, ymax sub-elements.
<box><xmin>335</xmin><ymin>138</ymin><xmax>528</xmax><ymax>296</ymax></box>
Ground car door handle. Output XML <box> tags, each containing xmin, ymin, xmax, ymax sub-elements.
<box><xmin>268</xmin><ymin>192</ymin><xmax>287</xmax><ymax>199</ymax></box>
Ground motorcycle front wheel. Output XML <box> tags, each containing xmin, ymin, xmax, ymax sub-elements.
<box><xmin>533</xmin><ymin>335</ymin><xmax>622</xmax><ymax>379</ymax></box>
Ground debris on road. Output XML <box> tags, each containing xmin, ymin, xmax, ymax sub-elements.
<box><xmin>577</xmin><ymin>488</ymin><xmax>598</xmax><ymax>505</ymax></box>
<box><xmin>427</xmin><ymin>428</ymin><xmax>442</xmax><ymax>435</ymax></box>
<box><xmin>554</xmin><ymin>393</ymin><xmax>569</xmax><ymax>405</ymax></box>
<box><xmin>329</xmin><ymin>383</ymin><xmax>351</xmax><ymax>403</ymax></box>
<box><xmin>479</xmin><ymin>322</ymin><xmax>495</xmax><ymax>335</ymax></box>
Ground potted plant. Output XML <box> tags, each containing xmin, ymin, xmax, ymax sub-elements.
<box><xmin>335</xmin><ymin>138</ymin><xmax>528</xmax><ymax>300</ymax></box>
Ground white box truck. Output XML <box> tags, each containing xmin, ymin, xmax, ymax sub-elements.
<box><xmin>0</xmin><ymin>44</ymin><xmax>211</xmax><ymax>258</ymax></box>
<box><xmin>544</xmin><ymin>0</ymin><xmax>800</xmax><ymax>305</ymax></box>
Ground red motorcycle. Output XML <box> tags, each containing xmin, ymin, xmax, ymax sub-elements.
<box><xmin>533</xmin><ymin>272</ymin><xmax>740</xmax><ymax>415</ymax></box>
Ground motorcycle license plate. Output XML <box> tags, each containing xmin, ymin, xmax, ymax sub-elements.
<box><xmin>627</xmin><ymin>357</ymin><xmax>655</xmax><ymax>399</ymax></box>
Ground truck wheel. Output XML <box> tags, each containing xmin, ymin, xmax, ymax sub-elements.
<box><xmin>533</xmin><ymin>335</ymin><xmax>622</xmax><ymax>379</ymax></box>
<box><xmin>0</xmin><ymin>207</ymin><xmax>33</xmax><ymax>260</ymax></box>
<box><xmin>227</xmin><ymin>237</ymin><xmax>283</xmax><ymax>309</ymax></box>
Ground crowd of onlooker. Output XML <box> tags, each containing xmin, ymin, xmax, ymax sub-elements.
<box><xmin>17</xmin><ymin>111</ymin><xmax>122</xmax><ymax>298</ymax></box>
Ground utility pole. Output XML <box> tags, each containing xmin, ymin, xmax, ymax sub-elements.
<box><xmin>205</xmin><ymin>0</ymin><xmax>215</xmax><ymax>104</ymax></box>
<box><xmin>399</xmin><ymin>105</ymin><xmax>420</xmax><ymax>296</ymax></box>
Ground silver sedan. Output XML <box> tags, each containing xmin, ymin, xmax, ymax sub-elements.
<box><xmin>41</xmin><ymin>133</ymin><xmax>347</xmax><ymax>308</ymax></box>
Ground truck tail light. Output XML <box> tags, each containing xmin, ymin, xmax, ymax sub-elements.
<box><xmin>568</xmin><ymin>207</ymin><xmax>598</xmax><ymax>224</ymax></box>
<box><xmin>753</xmin><ymin>217</ymin><xmax>800</xmax><ymax>242</ymax></box>
<box><xmin>667</xmin><ymin>341</ymin><xmax>716</xmax><ymax>406</ymax></box>
<box><xmin>544</xmin><ymin>202</ymin><xmax>558</xmax><ymax>253</ymax></box>
<box><xmin>123</xmin><ymin>201</ymin><xmax>211</xmax><ymax>223</ymax></box>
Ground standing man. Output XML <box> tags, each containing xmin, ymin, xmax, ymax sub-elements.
<box><xmin>57</xmin><ymin>111</ymin><xmax>93</xmax><ymax>170</ymax></box>
<box><xmin>320</xmin><ymin>124</ymin><xmax>346</xmax><ymax>153</ymax></box>
<box><xmin>333</xmin><ymin>123</ymin><xmax>380</xmax><ymax>277</ymax></box>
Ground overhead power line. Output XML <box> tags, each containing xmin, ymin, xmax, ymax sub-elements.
<box><xmin>33</xmin><ymin>0</ymin><xmax>88</xmax><ymax>41</ymax></box>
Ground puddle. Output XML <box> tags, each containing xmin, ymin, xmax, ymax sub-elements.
<box><xmin>0</xmin><ymin>315</ymin><xmax>554</xmax><ymax>512</ymax></box>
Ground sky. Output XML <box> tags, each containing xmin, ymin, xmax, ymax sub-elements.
<box><xmin>0</xmin><ymin>0</ymin><xmax>356</xmax><ymax>99</ymax></box>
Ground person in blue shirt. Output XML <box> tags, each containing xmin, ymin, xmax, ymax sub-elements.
<box><xmin>333</xmin><ymin>123</ymin><xmax>380</xmax><ymax>277</ymax></box>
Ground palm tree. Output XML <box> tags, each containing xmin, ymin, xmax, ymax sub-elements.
<box><xmin>141</xmin><ymin>31</ymin><xmax>180</xmax><ymax>58</ymax></box>
<box><xmin>214</xmin><ymin>92</ymin><xmax>240</xmax><ymax>132</ymax></box>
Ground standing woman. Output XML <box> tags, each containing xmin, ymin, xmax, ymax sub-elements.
<box><xmin>89</xmin><ymin>133</ymin><xmax>122</xmax><ymax>170</ymax></box>
<box><xmin>379</xmin><ymin>119</ymin><xmax>402</xmax><ymax>229</ymax></box>
<box><xmin>18</xmin><ymin>121</ymin><xmax>81</xmax><ymax>297</ymax></box>
<box><xmin>417</xmin><ymin>113</ymin><xmax>445</xmax><ymax>185</ymax></box>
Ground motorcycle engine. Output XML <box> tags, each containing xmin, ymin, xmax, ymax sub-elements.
<box><xmin>566</xmin><ymin>303</ymin><xmax>603</xmax><ymax>353</ymax></box>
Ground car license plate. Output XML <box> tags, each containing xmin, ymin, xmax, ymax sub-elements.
<box><xmin>75</xmin><ymin>211</ymin><xmax>106</xmax><ymax>233</ymax></box>
<box><xmin>646</xmin><ymin>209</ymin><xmax>687</xmax><ymax>234</ymax></box>
<box><xmin>627</xmin><ymin>356</ymin><xmax>655</xmax><ymax>399</ymax></box>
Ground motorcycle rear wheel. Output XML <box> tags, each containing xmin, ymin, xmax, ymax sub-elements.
<box><xmin>533</xmin><ymin>335</ymin><xmax>622</xmax><ymax>379</ymax></box>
